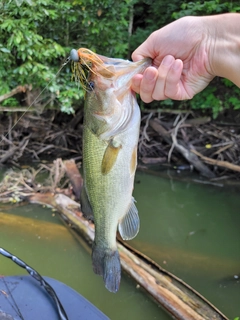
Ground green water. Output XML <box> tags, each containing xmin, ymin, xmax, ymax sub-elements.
<box><xmin>1</xmin><ymin>169</ymin><xmax>240</xmax><ymax>319</ymax></box>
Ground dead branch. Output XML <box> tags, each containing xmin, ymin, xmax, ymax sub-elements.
<box><xmin>185</xmin><ymin>117</ymin><xmax>211</xmax><ymax>126</ymax></box>
<box><xmin>141</xmin><ymin>157</ymin><xmax>167</xmax><ymax>164</ymax></box>
<box><xmin>0</xmin><ymin>107</ymin><xmax>34</xmax><ymax>112</ymax></box>
<box><xmin>63</xmin><ymin>159</ymin><xmax>83</xmax><ymax>200</ymax></box>
<box><xmin>191</xmin><ymin>149</ymin><xmax>240</xmax><ymax>173</ymax></box>
<box><xmin>0</xmin><ymin>109</ymin><xmax>240</xmax><ymax>180</ymax></box>
<box><xmin>0</xmin><ymin>135</ymin><xmax>31</xmax><ymax>164</ymax></box>
<box><xmin>0</xmin><ymin>85</ymin><xmax>30</xmax><ymax>103</ymax></box>
<box><xmin>150</xmin><ymin>118</ymin><xmax>216</xmax><ymax>178</ymax></box>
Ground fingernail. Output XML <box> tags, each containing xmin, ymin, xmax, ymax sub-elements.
<box><xmin>162</xmin><ymin>55</ymin><xmax>174</xmax><ymax>67</ymax></box>
<box><xmin>172</xmin><ymin>59</ymin><xmax>182</xmax><ymax>70</ymax></box>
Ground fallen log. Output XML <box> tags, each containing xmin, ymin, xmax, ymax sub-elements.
<box><xmin>0</xmin><ymin>160</ymin><xmax>228</xmax><ymax>319</ymax></box>
<box><xmin>27</xmin><ymin>192</ymin><xmax>227</xmax><ymax>320</ymax></box>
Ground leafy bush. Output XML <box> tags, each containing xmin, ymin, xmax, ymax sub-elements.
<box><xmin>0</xmin><ymin>0</ymin><xmax>132</xmax><ymax>113</ymax></box>
<box><xmin>1</xmin><ymin>0</ymin><xmax>240</xmax><ymax>118</ymax></box>
<box><xmin>173</xmin><ymin>0</ymin><xmax>240</xmax><ymax>19</ymax></box>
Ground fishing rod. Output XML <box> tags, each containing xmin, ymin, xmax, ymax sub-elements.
<box><xmin>0</xmin><ymin>247</ymin><xmax>69</xmax><ymax>320</ymax></box>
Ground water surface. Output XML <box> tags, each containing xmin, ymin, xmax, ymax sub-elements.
<box><xmin>0</xmin><ymin>168</ymin><xmax>240</xmax><ymax>319</ymax></box>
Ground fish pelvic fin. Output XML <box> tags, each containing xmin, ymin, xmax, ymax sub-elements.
<box><xmin>118</xmin><ymin>197</ymin><xmax>140</xmax><ymax>240</ymax></box>
<box><xmin>92</xmin><ymin>243</ymin><xmax>121</xmax><ymax>293</ymax></box>
<box><xmin>101</xmin><ymin>139</ymin><xmax>122</xmax><ymax>175</ymax></box>
<box><xmin>130</xmin><ymin>146</ymin><xmax>138</xmax><ymax>177</ymax></box>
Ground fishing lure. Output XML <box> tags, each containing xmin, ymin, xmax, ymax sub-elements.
<box><xmin>0</xmin><ymin>248</ymin><xmax>68</xmax><ymax>320</ymax></box>
<box><xmin>70</xmin><ymin>48</ymin><xmax>114</xmax><ymax>91</ymax></box>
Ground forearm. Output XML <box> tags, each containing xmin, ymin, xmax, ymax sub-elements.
<box><xmin>208</xmin><ymin>13</ymin><xmax>240</xmax><ymax>87</ymax></box>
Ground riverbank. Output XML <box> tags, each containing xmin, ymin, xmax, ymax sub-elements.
<box><xmin>0</xmin><ymin>109</ymin><xmax>240</xmax><ymax>180</ymax></box>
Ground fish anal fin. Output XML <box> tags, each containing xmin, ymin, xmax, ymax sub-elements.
<box><xmin>118</xmin><ymin>197</ymin><xmax>140</xmax><ymax>240</ymax></box>
<box><xmin>101</xmin><ymin>139</ymin><xmax>121</xmax><ymax>175</ymax></box>
<box><xmin>80</xmin><ymin>185</ymin><xmax>94</xmax><ymax>221</ymax></box>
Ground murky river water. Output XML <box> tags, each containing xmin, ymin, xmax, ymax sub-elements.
<box><xmin>0</xmin><ymin>168</ymin><xmax>240</xmax><ymax>319</ymax></box>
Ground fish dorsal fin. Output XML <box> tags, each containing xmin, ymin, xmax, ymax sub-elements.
<box><xmin>101</xmin><ymin>139</ymin><xmax>122</xmax><ymax>175</ymax></box>
<box><xmin>118</xmin><ymin>197</ymin><xmax>140</xmax><ymax>240</ymax></box>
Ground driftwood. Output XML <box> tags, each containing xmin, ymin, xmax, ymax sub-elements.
<box><xmin>27</xmin><ymin>191</ymin><xmax>227</xmax><ymax>320</ymax></box>
<box><xmin>0</xmin><ymin>159</ymin><xmax>228</xmax><ymax>320</ymax></box>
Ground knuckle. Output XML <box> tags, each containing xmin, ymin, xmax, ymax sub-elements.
<box><xmin>140</xmin><ymin>92</ymin><xmax>153</xmax><ymax>103</ymax></box>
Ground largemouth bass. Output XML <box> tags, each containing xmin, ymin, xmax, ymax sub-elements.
<box><xmin>71</xmin><ymin>48</ymin><xmax>151</xmax><ymax>292</ymax></box>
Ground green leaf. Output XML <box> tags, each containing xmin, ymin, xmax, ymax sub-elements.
<box><xmin>0</xmin><ymin>47</ymin><xmax>11</xmax><ymax>53</ymax></box>
<box><xmin>15</xmin><ymin>34</ymin><xmax>22</xmax><ymax>44</ymax></box>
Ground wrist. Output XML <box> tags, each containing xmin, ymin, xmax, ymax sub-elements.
<box><xmin>209</xmin><ymin>13</ymin><xmax>240</xmax><ymax>87</ymax></box>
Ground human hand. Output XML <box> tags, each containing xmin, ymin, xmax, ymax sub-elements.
<box><xmin>131</xmin><ymin>16</ymin><xmax>216</xmax><ymax>103</ymax></box>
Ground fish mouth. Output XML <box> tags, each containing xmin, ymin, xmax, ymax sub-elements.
<box><xmin>70</xmin><ymin>48</ymin><xmax>151</xmax><ymax>90</ymax></box>
<box><xmin>70</xmin><ymin>48</ymin><xmax>114</xmax><ymax>90</ymax></box>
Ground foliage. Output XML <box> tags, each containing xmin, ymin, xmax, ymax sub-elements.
<box><xmin>1</xmin><ymin>0</ymin><xmax>240</xmax><ymax>118</ymax></box>
<box><xmin>187</xmin><ymin>86</ymin><xmax>223</xmax><ymax>119</ymax></box>
<box><xmin>173</xmin><ymin>0</ymin><xmax>240</xmax><ymax>19</ymax></box>
<box><xmin>0</xmin><ymin>0</ymin><xmax>133</xmax><ymax>113</ymax></box>
<box><xmin>130</xmin><ymin>0</ymin><xmax>180</xmax><ymax>52</ymax></box>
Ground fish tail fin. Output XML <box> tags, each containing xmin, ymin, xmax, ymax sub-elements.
<box><xmin>92</xmin><ymin>242</ymin><xmax>121</xmax><ymax>293</ymax></box>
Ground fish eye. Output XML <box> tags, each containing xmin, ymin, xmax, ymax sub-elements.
<box><xmin>70</xmin><ymin>49</ymin><xmax>79</xmax><ymax>62</ymax></box>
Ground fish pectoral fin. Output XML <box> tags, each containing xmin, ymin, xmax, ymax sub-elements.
<box><xmin>80</xmin><ymin>185</ymin><xmax>94</xmax><ymax>221</ymax></box>
<box><xmin>101</xmin><ymin>139</ymin><xmax>122</xmax><ymax>175</ymax></box>
<box><xmin>118</xmin><ymin>197</ymin><xmax>140</xmax><ymax>240</ymax></box>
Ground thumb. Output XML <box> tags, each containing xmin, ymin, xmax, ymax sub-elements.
<box><xmin>132</xmin><ymin>51</ymin><xmax>145</xmax><ymax>62</ymax></box>
<box><xmin>132</xmin><ymin>37</ymin><xmax>154</xmax><ymax>62</ymax></box>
